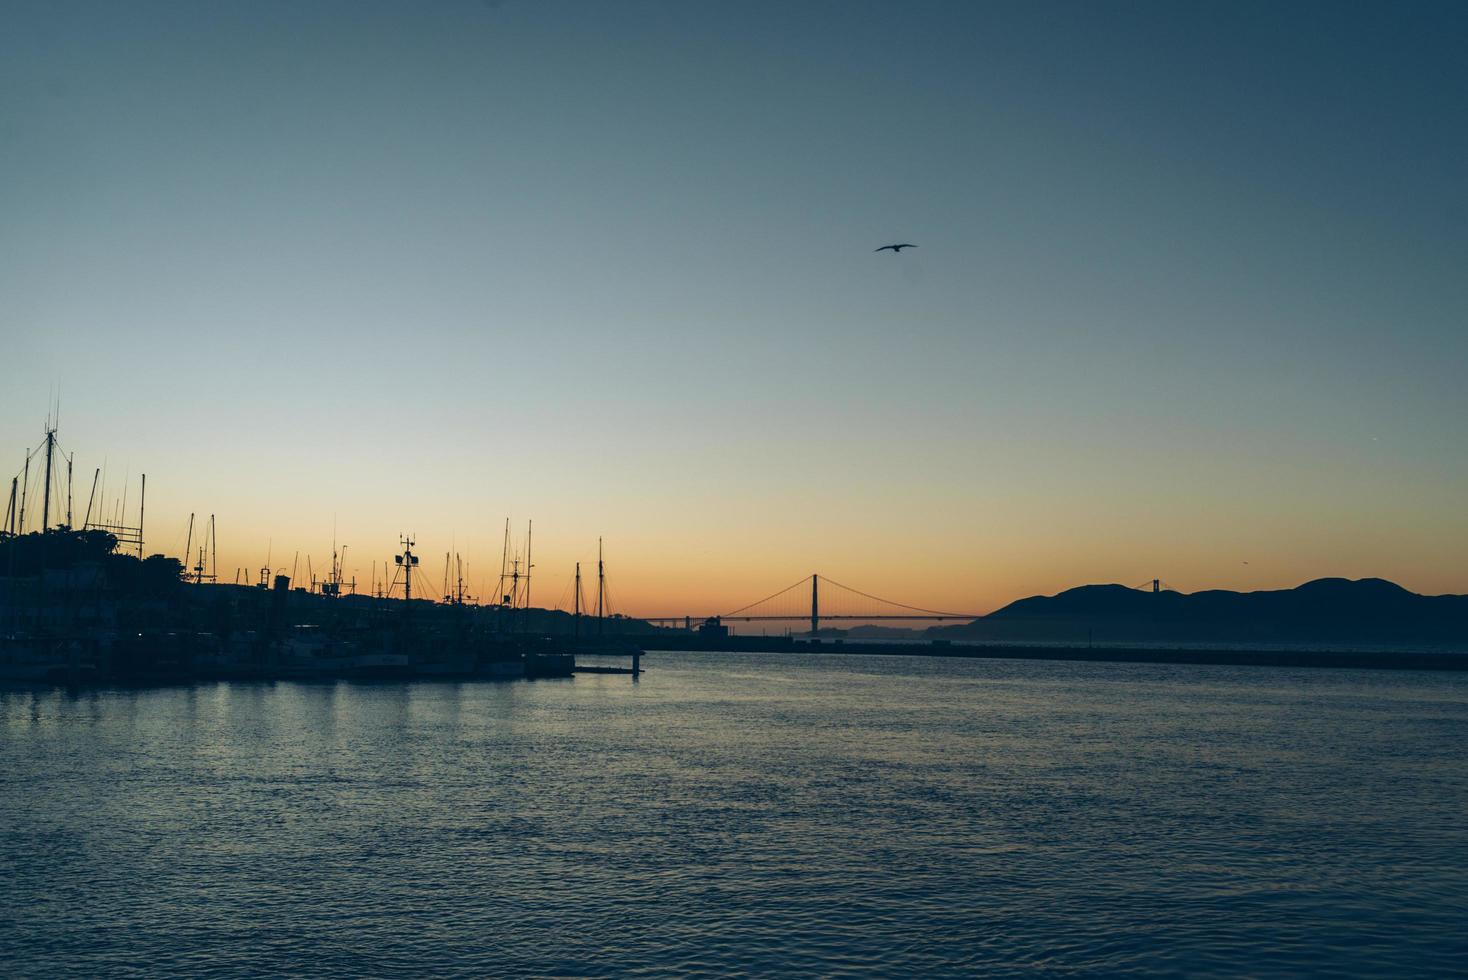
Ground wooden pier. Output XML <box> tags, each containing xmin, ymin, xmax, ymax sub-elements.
<box><xmin>572</xmin><ymin>647</ymin><xmax>643</xmax><ymax>676</ymax></box>
<box><xmin>572</xmin><ymin>663</ymin><xmax>642</xmax><ymax>675</ymax></box>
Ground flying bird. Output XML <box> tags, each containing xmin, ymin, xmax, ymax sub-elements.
<box><xmin>874</xmin><ymin>243</ymin><xmax>917</xmax><ymax>253</ymax></box>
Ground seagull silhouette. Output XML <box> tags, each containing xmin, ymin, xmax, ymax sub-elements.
<box><xmin>874</xmin><ymin>243</ymin><xmax>917</xmax><ymax>253</ymax></box>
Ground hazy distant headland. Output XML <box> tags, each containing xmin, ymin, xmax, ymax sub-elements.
<box><xmin>920</xmin><ymin>578</ymin><xmax>1468</xmax><ymax>649</ymax></box>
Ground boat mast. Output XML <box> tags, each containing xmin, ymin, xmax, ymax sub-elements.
<box><xmin>83</xmin><ymin>468</ymin><xmax>98</xmax><ymax>529</ymax></box>
<box><xmin>183</xmin><ymin>513</ymin><xmax>194</xmax><ymax>579</ymax></box>
<box><xmin>524</xmin><ymin>520</ymin><xmax>533</xmax><ymax>626</ymax></box>
<box><xmin>41</xmin><ymin>421</ymin><xmax>54</xmax><ymax>532</ymax></box>
<box><xmin>19</xmin><ymin>450</ymin><xmax>29</xmax><ymax>533</ymax></box>
<box><xmin>398</xmin><ymin>535</ymin><xmax>417</xmax><ymax>603</ymax></box>
<box><xmin>498</xmin><ymin>518</ymin><xmax>510</xmax><ymax>606</ymax></box>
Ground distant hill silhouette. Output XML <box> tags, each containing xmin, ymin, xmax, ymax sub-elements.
<box><xmin>928</xmin><ymin>579</ymin><xmax>1468</xmax><ymax>647</ymax></box>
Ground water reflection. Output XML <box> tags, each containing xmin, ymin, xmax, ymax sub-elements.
<box><xmin>2</xmin><ymin>655</ymin><xmax>1466</xmax><ymax>977</ymax></box>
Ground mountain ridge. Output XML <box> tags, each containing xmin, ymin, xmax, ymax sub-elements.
<box><xmin>930</xmin><ymin>578</ymin><xmax>1468</xmax><ymax>645</ymax></box>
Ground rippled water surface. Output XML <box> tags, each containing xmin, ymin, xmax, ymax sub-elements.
<box><xmin>3</xmin><ymin>653</ymin><xmax>1466</xmax><ymax>977</ymax></box>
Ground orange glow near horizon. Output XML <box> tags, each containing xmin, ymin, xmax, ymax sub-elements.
<box><xmin>7</xmin><ymin>410</ymin><xmax>1467</xmax><ymax>617</ymax></box>
<box><xmin>109</xmin><ymin>484</ymin><xmax>1468</xmax><ymax>617</ymax></box>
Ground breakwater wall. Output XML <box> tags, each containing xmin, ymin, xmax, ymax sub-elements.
<box><xmin>637</xmin><ymin>634</ymin><xmax>1468</xmax><ymax>671</ymax></box>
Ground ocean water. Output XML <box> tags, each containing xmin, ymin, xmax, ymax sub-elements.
<box><xmin>2</xmin><ymin>652</ymin><xmax>1465</xmax><ymax>978</ymax></box>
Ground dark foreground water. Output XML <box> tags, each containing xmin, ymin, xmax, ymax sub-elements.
<box><xmin>3</xmin><ymin>653</ymin><xmax>1466</xmax><ymax>978</ymax></box>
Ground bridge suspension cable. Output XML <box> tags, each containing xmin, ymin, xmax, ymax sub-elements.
<box><xmin>817</xmin><ymin>575</ymin><xmax>971</xmax><ymax>618</ymax></box>
<box><xmin>722</xmin><ymin>576</ymin><xmax>812</xmax><ymax>619</ymax></box>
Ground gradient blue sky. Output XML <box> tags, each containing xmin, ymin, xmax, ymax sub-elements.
<box><xmin>3</xmin><ymin>1</ymin><xmax>1465</xmax><ymax>612</ymax></box>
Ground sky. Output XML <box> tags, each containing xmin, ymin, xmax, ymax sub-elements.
<box><xmin>2</xmin><ymin>0</ymin><xmax>1466</xmax><ymax>616</ymax></box>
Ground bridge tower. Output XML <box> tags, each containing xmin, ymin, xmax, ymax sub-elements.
<box><xmin>1153</xmin><ymin>578</ymin><xmax>1160</xmax><ymax>594</ymax></box>
<box><xmin>811</xmin><ymin>573</ymin><xmax>819</xmax><ymax>636</ymax></box>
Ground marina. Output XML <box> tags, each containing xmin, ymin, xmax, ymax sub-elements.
<box><xmin>5</xmin><ymin>415</ymin><xmax>1465</xmax><ymax>685</ymax></box>
<box><xmin>1</xmin><ymin>418</ymin><xmax>646</xmax><ymax>686</ymax></box>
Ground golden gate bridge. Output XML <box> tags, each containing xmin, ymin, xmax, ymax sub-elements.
<box><xmin>642</xmin><ymin>573</ymin><xmax>986</xmax><ymax>635</ymax></box>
